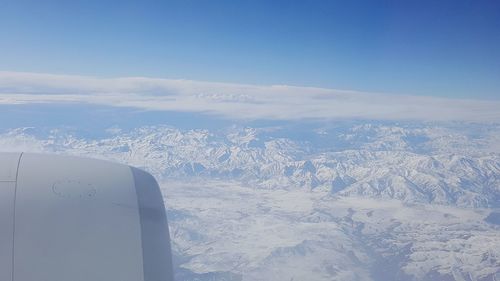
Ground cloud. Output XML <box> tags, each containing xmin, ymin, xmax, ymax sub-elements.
<box><xmin>0</xmin><ymin>71</ymin><xmax>498</xmax><ymax>122</ymax></box>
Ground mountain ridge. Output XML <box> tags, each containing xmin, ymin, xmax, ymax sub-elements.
<box><xmin>1</xmin><ymin>122</ymin><xmax>498</xmax><ymax>208</ymax></box>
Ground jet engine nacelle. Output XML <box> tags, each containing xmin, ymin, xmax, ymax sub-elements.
<box><xmin>0</xmin><ymin>153</ymin><xmax>174</xmax><ymax>281</ymax></box>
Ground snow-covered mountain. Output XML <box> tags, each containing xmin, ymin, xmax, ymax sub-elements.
<box><xmin>1</xmin><ymin>121</ymin><xmax>499</xmax><ymax>280</ymax></box>
<box><xmin>165</xmin><ymin>180</ymin><xmax>499</xmax><ymax>281</ymax></box>
<box><xmin>1</xmin><ymin>122</ymin><xmax>498</xmax><ymax>208</ymax></box>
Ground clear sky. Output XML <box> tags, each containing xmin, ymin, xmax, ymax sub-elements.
<box><xmin>1</xmin><ymin>0</ymin><xmax>499</xmax><ymax>99</ymax></box>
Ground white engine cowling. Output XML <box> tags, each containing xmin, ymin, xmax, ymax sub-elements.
<box><xmin>0</xmin><ymin>152</ymin><xmax>174</xmax><ymax>281</ymax></box>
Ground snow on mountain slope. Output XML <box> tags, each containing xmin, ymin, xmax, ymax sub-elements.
<box><xmin>1</xmin><ymin>123</ymin><xmax>498</xmax><ymax>208</ymax></box>
<box><xmin>164</xmin><ymin>180</ymin><xmax>499</xmax><ymax>281</ymax></box>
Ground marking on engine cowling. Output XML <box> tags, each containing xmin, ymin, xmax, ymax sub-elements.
<box><xmin>52</xmin><ymin>180</ymin><xmax>97</xmax><ymax>199</ymax></box>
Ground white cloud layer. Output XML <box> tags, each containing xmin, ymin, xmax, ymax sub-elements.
<box><xmin>0</xmin><ymin>71</ymin><xmax>498</xmax><ymax>122</ymax></box>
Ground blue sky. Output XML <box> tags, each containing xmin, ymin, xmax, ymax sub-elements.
<box><xmin>0</xmin><ymin>0</ymin><xmax>499</xmax><ymax>99</ymax></box>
